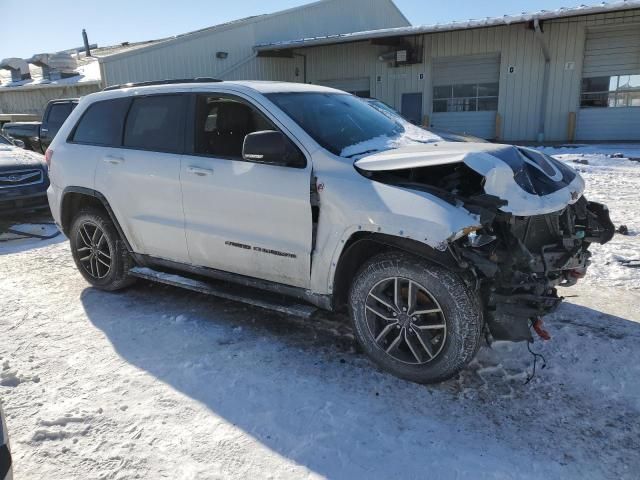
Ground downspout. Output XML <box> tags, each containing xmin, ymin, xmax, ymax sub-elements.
<box><xmin>534</xmin><ymin>19</ymin><xmax>551</xmax><ymax>143</ymax></box>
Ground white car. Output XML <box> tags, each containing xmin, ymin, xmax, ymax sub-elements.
<box><xmin>46</xmin><ymin>80</ymin><xmax>614</xmax><ymax>383</ymax></box>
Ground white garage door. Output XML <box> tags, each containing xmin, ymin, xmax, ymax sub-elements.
<box><xmin>577</xmin><ymin>25</ymin><xmax>640</xmax><ymax>141</ymax></box>
<box><xmin>320</xmin><ymin>77</ymin><xmax>371</xmax><ymax>97</ymax></box>
<box><xmin>431</xmin><ymin>53</ymin><xmax>500</xmax><ymax>139</ymax></box>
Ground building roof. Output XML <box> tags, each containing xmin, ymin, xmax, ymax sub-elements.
<box><xmin>0</xmin><ymin>40</ymin><xmax>165</xmax><ymax>90</ymax></box>
<box><xmin>98</xmin><ymin>0</ymin><xmax>410</xmax><ymax>64</ymax></box>
<box><xmin>255</xmin><ymin>0</ymin><xmax>640</xmax><ymax>51</ymax></box>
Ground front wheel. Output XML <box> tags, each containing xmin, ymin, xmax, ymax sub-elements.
<box><xmin>348</xmin><ymin>252</ymin><xmax>483</xmax><ymax>384</ymax></box>
<box><xmin>70</xmin><ymin>207</ymin><xmax>135</xmax><ymax>291</ymax></box>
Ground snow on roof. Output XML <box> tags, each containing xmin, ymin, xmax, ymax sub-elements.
<box><xmin>255</xmin><ymin>0</ymin><xmax>640</xmax><ymax>51</ymax></box>
<box><xmin>0</xmin><ymin>58</ymin><xmax>100</xmax><ymax>90</ymax></box>
<box><xmin>0</xmin><ymin>40</ymin><xmax>165</xmax><ymax>90</ymax></box>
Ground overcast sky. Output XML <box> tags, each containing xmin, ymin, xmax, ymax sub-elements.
<box><xmin>1</xmin><ymin>0</ymin><xmax>584</xmax><ymax>59</ymax></box>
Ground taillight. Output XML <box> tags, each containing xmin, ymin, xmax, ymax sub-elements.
<box><xmin>45</xmin><ymin>148</ymin><xmax>54</xmax><ymax>169</ymax></box>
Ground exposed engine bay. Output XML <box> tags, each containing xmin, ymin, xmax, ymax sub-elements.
<box><xmin>356</xmin><ymin>143</ymin><xmax>615</xmax><ymax>342</ymax></box>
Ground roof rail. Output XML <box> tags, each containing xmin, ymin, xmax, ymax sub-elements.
<box><xmin>103</xmin><ymin>77</ymin><xmax>222</xmax><ymax>91</ymax></box>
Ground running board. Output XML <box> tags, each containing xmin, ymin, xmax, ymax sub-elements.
<box><xmin>129</xmin><ymin>267</ymin><xmax>319</xmax><ymax>319</ymax></box>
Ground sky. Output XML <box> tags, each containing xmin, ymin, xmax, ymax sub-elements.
<box><xmin>1</xmin><ymin>0</ymin><xmax>587</xmax><ymax>60</ymax></box>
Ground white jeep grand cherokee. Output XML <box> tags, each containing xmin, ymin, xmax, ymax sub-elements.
<box><xmin>47</xmin><ymin>80</ymin><xmax>614</xmax><ymax>383</ymax></box>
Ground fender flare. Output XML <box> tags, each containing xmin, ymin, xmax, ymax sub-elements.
<box><xmin>330</xmin><ymin>231</ymin><xmax>464</xmax><ymax>307</ymax></box>
<box><xmin>61</xmin><ymin>186</ymin><xmax>134</xmax><ymax>252</ymax></box>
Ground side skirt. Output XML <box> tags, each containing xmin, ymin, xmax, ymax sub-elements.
<box><xmin>131</xmin><ymin>253</ymin><xmax>334</xmax><ymax>311</ymax></box>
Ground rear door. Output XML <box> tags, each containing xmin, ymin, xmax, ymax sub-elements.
<box><xmin>93</xmin><ymin>93</ymin><xmax>190</xmax><ymax>263</ymax></box>
<box><xmin>180</xmin><ymin>92</ymin><xmax>313</xmax><ymax>288</ymax></box>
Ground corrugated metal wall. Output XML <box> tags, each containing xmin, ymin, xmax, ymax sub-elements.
<box><xmin>0</xmin><ymin>84</ymin><xmax>99</xmax><ymax>115</ymax></box>
<box><xmin>100</xmin><ymin>0</ymin><xmax>409</xmax><ymax>87</ymax></box>
<box><xmin>582</xmin><ymin>24</ymin><xmax>640</xmax><ymax>76</ymax></box>
<box><xmin>576</xmin><ymin>24</ymin><xmax>640</xmax><ymax>141</ymax></box>
<box><xmin>298</xmin><ymin>8</ymin><xmax>640</xmax><ymax>142</ymax></box>
<box><xmin>430</xmin><ymin>54</ymin><xmax>500</xmax><ymax>139</ymax></box>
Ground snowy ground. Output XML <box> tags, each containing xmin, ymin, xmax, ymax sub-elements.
<box><xmin>1</xmin><ymin>145</ymin><xmax>639</xmax><ymax>479</ymax></box>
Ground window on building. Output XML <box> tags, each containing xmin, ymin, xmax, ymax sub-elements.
<box><xmin>194</xmin><ymin>95</ymin><xmax>277</xmax><ymax>159</ymax></box>
<box><xmin>71</xmin><ymin>98</ymin><xmax>131</xmax><ymax>147</ymax></box>
<box><xmin>123</xmin><ymin>95</ymin><xmax>187</xmax><ymax>153</ymax></box>
<box><xmin>580</xmin><ymin>75</ymin><xmax>640</xmax><ymax>108</ymax></box>
<box><xmin>433</xmin><ymin>82</ymin><xmax>499</xmax><ymax>113</ymax></box>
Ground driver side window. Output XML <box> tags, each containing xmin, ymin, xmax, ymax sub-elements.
<box><xmin>194</xmin><ymin>95</ymin><xmax>275</xmax><ymax>159</ymax></box>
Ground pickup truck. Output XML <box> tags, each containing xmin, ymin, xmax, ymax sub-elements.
<box><xmin>2</xmin><ymin>99</ymin><xmax>77</xmax><ymax>153</ymax></box>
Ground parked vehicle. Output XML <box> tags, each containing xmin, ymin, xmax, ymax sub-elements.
<box><xmin>0</xmin><ymin>403</ymin><xmax>12</xmax><ymax>480</ymax></box>
<box><xmin>365</xmin><ymin>98</ymin><xmax>488</xmax><ymax>143</ymax></box>
<box><xmin>2</xmin><ymin>99</ymin><xmax>78</xmax><ymax>153</ymax></box>
<box><xmin>0</xmin><ymin>113</ymin><xmax>40</xmax><ymax>128</ymax></box>
<box><xmin>47</xmin><ymin>80</ymin><xmax>614</xmax><ymax>383</ymax></box>
<box><xmin>0</xmin><ymin>133</ymin><xmax>50</xmax><ymax>214</ymax></box>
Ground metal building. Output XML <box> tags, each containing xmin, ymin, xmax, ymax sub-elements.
<box><xmin>0</xmin><ymin>0</ymin><xmax>408</xmax><ymax>116</ymax></box>
<box><xmin>0</xmin><ymin>41</ymin><xmax>163</xmax><ymax>116</ymax></box>
<box><xmin>257</xmin><ymin>1</ymin><xmax>640</xmax><ymax>143</ymax></box>
<box><xmin>98</xmin><ymin>0</ymin><xmax>410</xmax><ymax>86</ymax></box>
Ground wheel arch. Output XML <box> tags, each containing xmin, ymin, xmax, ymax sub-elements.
<box><xmin>60</xmin><ymin>187</ymin><xmax>133</xmax><ymax>252</ymax></box>
<box><xmin>331</xmin><ymin>232</ymin><xmax>463</xmax><ymax>309</ymax></box>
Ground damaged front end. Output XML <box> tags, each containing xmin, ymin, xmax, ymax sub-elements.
<box><xmin>355</xmin><ymin>142</ymin><xmax>615</xmax><ymax>342</ymax></box>
<box><xmin>455</xmin><ymin>197</ymin><xmax>613</xmax><ymax>341</ymax></box>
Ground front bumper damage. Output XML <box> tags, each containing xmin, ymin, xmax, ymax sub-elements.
<box><xmin>454</xmin><ymin>197</ymin><xmax>614</xmax><ymax>342</ymax></box>
<box><xmin>355</xmin><ymin>142</ymin><xmax>615</xmax><ymax>342</ymax></box>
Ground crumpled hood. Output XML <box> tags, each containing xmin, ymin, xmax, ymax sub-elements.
<box><xmin>355</xmin><ymin>142</ymin><xmax>585</xmax><ymax>216</ymax></box>
<box><xmin>0</xmin><ymin>145</ymin><xmax>46</xmax><ymax>171</ymax></box>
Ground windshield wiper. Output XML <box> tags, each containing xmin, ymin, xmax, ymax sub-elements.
<box><xmin>344</xmin><ymin>149</ymin><xmax>382</xmax><ymax>159</ymax></box>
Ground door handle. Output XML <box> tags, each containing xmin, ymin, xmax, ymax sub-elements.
<box><xmin>41</xmin><ymin>128</ymin><xmax>49</xmax><ymax>133</ymax></box>
<box><xmin>104</xmin><ymin>155</ymin><xmax>125</xmax><ymax>165</ymax></box>
<box><xmin>187</xmin><ymin>166</ymin><xmax>214</xmax><ymax>176</ymax></box>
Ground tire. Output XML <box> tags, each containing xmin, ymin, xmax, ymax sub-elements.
<box><xmin>348</xmin><ymin>251</ymin><xmax>483</xmax><ymax>384</ymax></box>
<box><xmin>69</xmin><ymin>207</ymin><xmax>135</xmax><ymax>291</ymax></box>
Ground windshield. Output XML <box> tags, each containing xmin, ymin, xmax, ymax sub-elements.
<box><xmin>266</xmin><ymin>92</ymin><xmax>439</xmax><ymax>158</ymax></box>
<box><xmin>0</xmin><ymin>135</ymin><xmax>11</xmax><ymax>145</ymax></box>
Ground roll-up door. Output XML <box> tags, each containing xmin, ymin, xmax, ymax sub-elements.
<box><xmin>431</xmin><ymin>53</ymin><xmax>500</xmax><ymax>139</ymax></box>
<box><xmin>320</xmin><ymin>77</ymin><xmax>371</xmax><ymax>97</ymax></box>
<box><xmin>577</xmin><ymin>25</ymin><xmax>640</xmax><ymax>141</ymax></box>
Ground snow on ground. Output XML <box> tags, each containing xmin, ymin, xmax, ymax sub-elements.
<box><xmin>1</xmin><ymin>146</ymin><xmax>639</xmax><ymax>479</ymax></box>
<box><xmin>539</xmin><ymin>144</ymin><xmax>640</xmax><ymax>289</ymax></box>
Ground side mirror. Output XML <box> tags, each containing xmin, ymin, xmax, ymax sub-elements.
<box><xmin>242</xmin><ymin>130</ymin><xmax>305</xmax><ymax>167</ymax></box>
<box><xmin>13</xmin><ymin>139</ymin><xmax>25</xmax><ymax>149</ymax></box>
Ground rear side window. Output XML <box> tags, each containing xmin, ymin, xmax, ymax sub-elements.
<box><xmin>123</xmin><ymin>95</ymin><xmax>187</xmax><ymax>153</ymax></box>
<box><xmin>71</xmin><ymin>98</ymin><xmax>130</xmax><ymax>146</ymax></box>
<box><xmin>47</xmin><ymin>103</ymin><xmax>73</xmax><ymax>129</ymax></box>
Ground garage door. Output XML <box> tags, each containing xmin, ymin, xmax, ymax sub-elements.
<box><xmin>431</xmin><ymin>53</ymin><xmax>500</xmax><ymax>139</ymax></box>
<box><xmin>576</xmin><ymin>25</ymin><xmax>640</xmax><ymax>141</ymax></box>
<box><xmin>320</xmin><ymin>77</ymin><xmax>371</xmax><ymax>97</ymax></box>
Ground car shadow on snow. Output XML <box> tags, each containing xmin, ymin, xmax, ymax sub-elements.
<box><xmin>0</xmin><ymin>212</ymin><xmax>65</xmax><ymax>255</ymax></box>
<box><xmin>81</xmin><ymin>281</ymin><xmax>640</xmax><ymax>479</ymax></box>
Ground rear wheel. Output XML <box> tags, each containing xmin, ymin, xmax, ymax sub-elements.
<box><xmin>348</xmin><ymin>252</ymin><xmax>483</xmax><ymax>384</ymax></box>
<box><xmin>70</xmin><ymin>208</ymin><xmax>135</xmax><ymax>291</ymax></box>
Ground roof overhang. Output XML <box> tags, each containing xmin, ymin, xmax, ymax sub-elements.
<box><xmin>255</xmin><ymin>0</ymin><xmax>640</xmax><ymax>53</ymax></box>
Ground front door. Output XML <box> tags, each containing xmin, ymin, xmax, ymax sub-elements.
<box><xmin>180</xmin><ymin>93</ymin><xmax>313</xmax><ymax>288</ymax></box>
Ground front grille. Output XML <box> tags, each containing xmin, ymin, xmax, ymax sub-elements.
<box><xmin>0</xmin><ymin>169</ymin><xmax>44</xmax><ymax>189</ymax></box>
